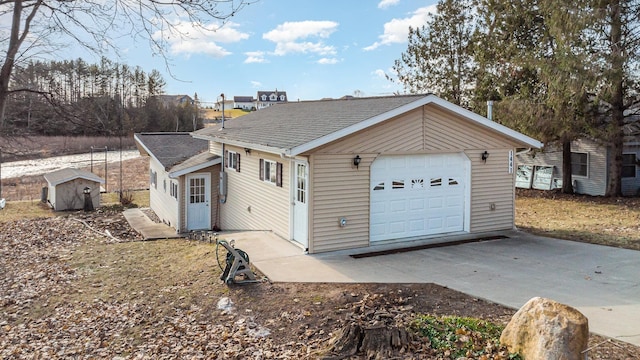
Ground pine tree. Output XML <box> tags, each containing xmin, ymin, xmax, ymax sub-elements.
<box><xmin>391</xmin><ymin>0</ymin><xmax>477</xmax><ymax>107</ymax></box>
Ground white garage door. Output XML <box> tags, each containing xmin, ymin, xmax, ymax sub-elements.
<box><xmin>370</xmin><ymin>153</ymin><xmax>469</xmax><ymax>242</ymax></box>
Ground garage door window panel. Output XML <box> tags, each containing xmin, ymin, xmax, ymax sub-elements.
<box><xmin>392</xmin><ymin>180</ymin><xmax>405</xmax><ymax>189</ymax></box>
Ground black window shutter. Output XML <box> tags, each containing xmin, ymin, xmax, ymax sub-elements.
<box><xmin>259</xmin><ymin>159</ymin><xmax>264</xmax><ymax>180</ymax></box>
<box><xmin>224</xmin><ymin>150</ymin><xmax>229</xmax><ymax>168</ymax></box>
<box><xmin>236</xmin><ymin>153</ymin><xmax>241</xmax><ymax>172</ymax></box>
<box><xmin>276</xmin><ymin>162</ymin><xmax>283</xmax><ymax>187</ymax></box>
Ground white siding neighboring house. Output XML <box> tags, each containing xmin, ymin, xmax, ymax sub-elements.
<box><xmin>43</xmin><ymin>168</ymin><xmax>104</xmax><ymax>211</ymax></box>
<box><xmin>517</xmin><ymin>137</ymin><xmax>640</xmax><ymax>196</ymax></box>
<box><xmin>194</xmin><ymin>94</ymin><xmax>542</xmax><ymax>253</ymax></box>
<box><xmin>135</xmin><ymin>133</ymin><xmax>221</xmax><ymax>233</ymax></box>
<box><xmin>233</xmin><ymin>96</ymin><xmax>255</xmax><ymax>110</ymax></box>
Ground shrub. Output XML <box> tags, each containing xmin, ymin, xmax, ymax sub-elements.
<box><xmin>410</xmin><ymin>315</ymin><xmax>521</xmax><ymax>359</ymax></box>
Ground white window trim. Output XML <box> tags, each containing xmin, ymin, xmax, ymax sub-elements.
<box><xmin>227</xmin><ymin>151</ymin><xmax>238</xmax><ymax>172</ymax></box>
<box><xmin>571</xmin><ymin>151</ymin><xmax>589</xmax><ymax>178</ymax></box>
<box><xmin>263</xmin><ymin>159</ymin><xmax>277</xmax><ymax>185</ymax></box>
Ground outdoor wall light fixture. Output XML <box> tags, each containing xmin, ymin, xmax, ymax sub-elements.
<box><xmin>244</xmin><ymin>147</ymin><xmax>251</xmax><ymax>155</ymax></box>
<box><xmin>481</xmin><ymin>151</ymin><xmax>490</xmax><ymax>162</ymax></box>
<box><xmin>353</xmin><ymin>155</ymin><xmax>361</xmax><ymax>168</ymax></box>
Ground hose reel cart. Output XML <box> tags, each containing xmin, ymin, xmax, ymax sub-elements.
<box><xmin>216</xmin><ymin>238</ymin><xmax>260</xmax><ymax>284</ymax></box>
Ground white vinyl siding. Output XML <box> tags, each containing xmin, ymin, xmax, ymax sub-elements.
<box><xmin>516</xmin><ymin>139</ymin><xmax>607</xmax><ymax>196</ymax></box>
<box><xmin>149</xmin><ymin>158</ymin><xmax>179</xmax><ymax>229</ymax></box>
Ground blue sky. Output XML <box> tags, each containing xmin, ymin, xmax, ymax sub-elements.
<box><xmin>123</xmin><ymin>0</ymin><xmax>438</xmax><ymax>106</ymax></box>
<box><xmin>3</xmin><ymin>0</ymin><xmax>438</xmax><ymax>107</ymax></box>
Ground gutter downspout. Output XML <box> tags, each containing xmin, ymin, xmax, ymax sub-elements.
<box><xmin>220</xmin><ymin>143</ymin><xmax>226</xmax><ymax>204</ymax></box>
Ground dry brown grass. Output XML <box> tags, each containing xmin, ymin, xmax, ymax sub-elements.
<box><xmin>1</xmin><ymin>135</ymin><xmax>136</xmax><ymax>161</ymax></box>
<box><xmin>0</xmin><ymin>200</ymin><xmax>56</xmax><ymax>222</ymax></box>
<box><xmin>201</xmin><ymin>108</ymin><xmax>249</xmax><ymax>120</ymax></box>
<box><xmin>59</xmin><ymin>239</ymin><xmax>228</xmax><ymax>316</ymax></box>
<box><xmin>101</xmin><ymin>190</ymin><xmax>150</xmax><ymax>208</ymax></box>
<box><xmin>516</xmin><ymin>189</ymin><xmax>640</xmax><ymax>250</ymax></box>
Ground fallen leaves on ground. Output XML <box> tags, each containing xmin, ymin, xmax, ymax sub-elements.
<box><xmin>1</xmin><ymin>211</ymin><xmax>639</xmax><ymax>359</ymax></box>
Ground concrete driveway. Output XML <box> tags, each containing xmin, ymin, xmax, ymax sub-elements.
<box><xmin>229</xmin><ymin>230</ymin><xmax>640</xmax><ymax>346</ymax></box>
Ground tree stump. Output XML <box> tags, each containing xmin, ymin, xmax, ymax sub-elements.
<box><xmin>321</xmin><ymin>322</ymin><xmax>415</xmax><ymax>359</ymax></box>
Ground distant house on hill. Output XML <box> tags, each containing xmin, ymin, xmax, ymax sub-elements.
<box><xmin>157</xmin><ymin>95</ymin><xmax>194</xmax><ymax>108</ymax></box>
<box><xmin>214</xmin><ymin>98</ymin><xmax>234</xmax><ymax>112</ymax></box>
<box><xmin>234</xmin><ymin>96</ymin><xmax>255</xmax><ymax>110</ymax></box>
<box><xmin>257</xmin><ymin>90</ymin><xmax>287</xmax><ymax>110</ymax></box>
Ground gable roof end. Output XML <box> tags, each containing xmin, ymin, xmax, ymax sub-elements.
<box><xmin>288</xmin><ymin>95</ymin><xmax>542</xmax><ymax>155</ymax></box>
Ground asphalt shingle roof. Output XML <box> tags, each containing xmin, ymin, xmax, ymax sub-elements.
<box><xmin>135</xmin><ymin>133</ymin><xmax>209</xmax><ymax>169</ymax></box>
<box><xmin>194</xmin><ymin>95</ymin><xmax>426</xmax><ymax>151</ymax></box>
<box><xmin>44</xmin><ymin>168</ymin><xmax>105</xmax><ymax>186</ymax></box>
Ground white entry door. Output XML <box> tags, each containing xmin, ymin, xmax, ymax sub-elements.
<box><xmin>370</xmin><ymin>153</ymin><xmax>468</xmax><ymax>242</ymax></box>
<box><xmin>186</xmin><ymin>173</ymin><xmax>211</xmax><ymax>230</ymax></box>
<box><xmin>292</xmin><ymin>161</ymin><xmax>309</xmax><ymax>248</ymax></box>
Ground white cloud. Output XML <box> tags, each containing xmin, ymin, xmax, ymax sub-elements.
<box><xmin>372</xmin><ymin>69</ymin><xmax>386</xmax><ymax>78</ymax></box>
<box><xmin>154</xmin><ymin>21</ymin><xmax>249</xmax><ymax>58</ymax></box>
<box><xmin>378</xmin><ymin>0</ymin><xmax>400</xmax><ymax>9</ymax></box>
<box><xmin>250</xmin><ymin>81</ymin><xmax>262</xmax><ymax>88</ymax></box>
<box><xmin>263</xmin><ymin>20</ymin><xmax>338</xmax><ymax>56</ymax></box>
<box><xmin>244</xmin><ymin>51</ymin><xmax>268</xmax><ymax>63</ymax></box>
<box><xmin>318</xmin><ymin>57</ymin><xmax>339</xmax><ymax>65</ymax></box>
<box><xmin>364</xmin><ymin>5</ymin><xmax>436</xmax><ymax>51</ymax></box>
<box><xmin>273</xmin><ymin>41</ymin><xmax>336</xmax><ymax>56</ymax></box>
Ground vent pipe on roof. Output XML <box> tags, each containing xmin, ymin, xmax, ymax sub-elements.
<box><xmin>220</xmin><ymin>93</ymin><xmax>225</xmax><ymax>129</ymax></box>
<box><xmin>487</xmin><ymin>100</ymin><xmax>494</xmax><ymax>121</ymax></box>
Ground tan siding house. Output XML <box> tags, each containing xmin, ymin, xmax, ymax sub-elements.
<box><xmin>218</xmin><ymin>146</ymin><xmax>290</xmax><ymax>237</ymax></box>
<box><xmin>194</xmin><ymin>95</ymin><xmax>541</xmax><ymax>253</ymax></box>
<box><xmin>135</xmin><ymin>133</ymin><xmax>221</xmax><ymax>233</ymax></box>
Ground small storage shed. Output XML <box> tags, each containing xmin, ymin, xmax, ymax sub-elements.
<box><xmin>44</xmin><ymin>168</ymin><xmax>104</xmax><ymax>211</ymax></box>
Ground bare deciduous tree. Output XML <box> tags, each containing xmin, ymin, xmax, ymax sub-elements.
<box><xmin>0</xmin><ymin>0</ymin><xmax>255</xmax><ymax>128</ymax></box>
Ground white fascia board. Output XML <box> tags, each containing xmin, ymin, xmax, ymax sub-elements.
<box><xmin>287</xmin><ymin>94</ymin><xmax>543</xmax><ymax>156</ymax></box>
<box><xmin>191</xmin><ymin>133</ymin><xmax>287</xmax><ymax>156</ymax></box>
<box><xmin>169</xmin><ymin>158</ymin><xmax>222</xmax><ymax>178</ymax></box>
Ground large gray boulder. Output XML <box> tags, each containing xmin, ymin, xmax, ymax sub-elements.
<box><xmin>500</xmin><ymin>297</ymin><xmax>589</xmax><ymax>360</ymax></box>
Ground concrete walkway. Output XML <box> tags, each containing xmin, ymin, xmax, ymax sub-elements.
<box><xmin>225</xmin><ymin>230</ymin><xmax>640</xmax><ymax>346</ymax></box>
<box><xmin>123</xmin><ymin>208</ymin><xmax>183</xmax><ymax>240</ymax></box>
